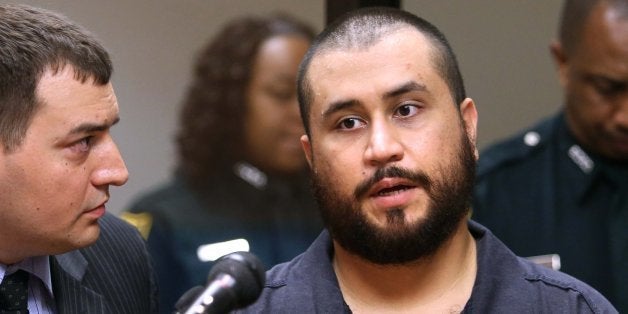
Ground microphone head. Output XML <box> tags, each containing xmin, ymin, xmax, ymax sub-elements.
<box><xmin>174</xmin><ymin>285</ymin><xmax>204</xmax><ymax>312</ymax></box>
<box><xmin>208</xmin><ymin>251</ymin><xmax>266</xmax><ymax>308</ymax></box>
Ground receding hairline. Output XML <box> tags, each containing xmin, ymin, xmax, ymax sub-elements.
<box><xmin>297</xmin><ymin>7</ymin><xmax>466</xmax><ymax>138</ymax></box>
<box><xmin>314</xmin><ymin>21</ymin><xmax>408</xmax><ymax>52</ymax></box>
<box><xmin>302</xmin><ymin>24</ymin><xmax>445</xmax><ymax>107</ymax></box>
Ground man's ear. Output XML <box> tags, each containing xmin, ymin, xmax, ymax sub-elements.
<box><xmin>301</xmin><ymin>134</ymin><xmax>313</xmax><ymax>168</ymax></box>
<box><xmin>550</xmin><ymin>40</ymin><xmax>569</xmax><ymax>88</ymax></box>
<box><xmin>459</xmin><ymin>97</ymin><xmax>479</xmax><ymax>160</ymax></box>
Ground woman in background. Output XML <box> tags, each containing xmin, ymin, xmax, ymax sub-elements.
<box><xmin>124</xmin><ymin>14</ymin><xmax>322</xmax><ymax>312</ymax></box>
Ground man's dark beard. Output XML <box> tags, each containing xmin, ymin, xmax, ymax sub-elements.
<box><xmin>310</xmin><ymin>127</ymin><xmax>477</xmax><ymax>265</ymax></box>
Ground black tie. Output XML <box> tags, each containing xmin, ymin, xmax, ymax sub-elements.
<box><xmin>0</xmin><ymin>270</ymin><xmax>29</xmax><ymax>314</ymax></box>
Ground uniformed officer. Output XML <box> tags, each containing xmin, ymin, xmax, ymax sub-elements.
<box><xmin>121</xmin><ymin>15</ymin><xmax>323</xmax><ymax>314</ymax></box>
<box><xmin>473</xmin><ymin>0</ymin><xmax>628</xmax><ymax>310</ymax></box>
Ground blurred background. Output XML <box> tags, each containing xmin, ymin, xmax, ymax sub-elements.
<box><xmin>4</xmin><ymin>0</ymin><xmax>562</xmax><ymax>214</ymax></box>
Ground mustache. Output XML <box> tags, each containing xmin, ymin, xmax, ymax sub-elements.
<box><xmin>354</xmin><ymin>165</ymin><xmax>432</xmax><ymax>199</ymax></box>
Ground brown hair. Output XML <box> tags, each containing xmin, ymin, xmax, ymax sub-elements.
<box><xmin>0</xmin><ymin>4</ymin><xmax>112</xmax><ymax>152</ymax></box>
<box><xmin>176</xmin><ymin>14</ymin><xmax>315</xmax><ymax>186</ymax></box>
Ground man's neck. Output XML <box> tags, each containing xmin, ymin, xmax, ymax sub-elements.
<box><xmin>332</xmin><ymin>219</ymin><xmax>477</xmax><ymax>313</ymax></box>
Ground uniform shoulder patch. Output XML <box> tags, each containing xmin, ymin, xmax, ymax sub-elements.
<box><xmin>120</xmin><ymin>211</ymin><xmax>153</xmax><ymax>240</ymax></box>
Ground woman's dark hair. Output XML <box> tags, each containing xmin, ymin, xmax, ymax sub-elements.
<box><xmin>176</xmin><ymin>14</ymin><xmax>315</xmax><ymax>186</ymax></box>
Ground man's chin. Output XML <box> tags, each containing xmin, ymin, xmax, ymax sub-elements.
<box><xmin>367</xmin><ymin>210</ymin><xmax>426</xmax><ymax>231</ymax></box>
<box><xmin>70</xmin><ymin>225</ymin><xmax>101</xmax><ymax>250</ymax></box>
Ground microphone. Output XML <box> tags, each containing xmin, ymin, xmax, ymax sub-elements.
<box><xmin>174</xmin><ymin>285</ymin><xmax>204</xmax><ymax>312</ymax></box>
<box><xmin>177</xmin><ymin>251</ymin><xmax>266</xmax><ymax>314</ymax></box>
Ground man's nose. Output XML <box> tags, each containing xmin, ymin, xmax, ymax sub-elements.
<box><xmin>364</xmin><ymin>120</ymin><xmax>404</xmax><ymax>167</ymax></box>
<box><xmin>91</xmin><ymin>136</ymin><xmax>129</xmax><ymax>187</ymax></box>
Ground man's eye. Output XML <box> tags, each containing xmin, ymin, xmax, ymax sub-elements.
<box><xmin>338</xmin><ymin>117</ymin><xmax>365</xmax><ymax>130</ymax></box>
<box><xmin>395</xmin><ymin>104</ymin><xmax>419</xmax><ymax>117</ymax></box>
<box><xmin>72</xmin><ymin>136</ymin><xmax>92</xmax><ymax>153</ymax></box>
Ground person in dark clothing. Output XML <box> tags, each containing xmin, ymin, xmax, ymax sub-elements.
<box><xmin>240</xmin><ymin>7</ymin><xmax>616</xmax><ymax>313</ymax></box>
<box><xmin>473</xmin><ymin>0</ymin><xmax>628</xmax><ymax>310</ymax></box>
<box><xmin>123</xmin><ymin>14</ymin><xmax>322</xmax><ymax>313</ymax></box>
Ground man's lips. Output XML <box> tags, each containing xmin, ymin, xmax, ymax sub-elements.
<box><xmin>353</xmin><ymin>166</ymin><xmax>432</xmax><ymax>210</ymax></box>
<box><xmin>367</xmin><ymin>177</ymin><xmax>419</xmax><ymax>197</ymax></box>
<box><xmin>84</xmin><ymin>200</ymin><xmax>107</xmax><ymax>216</ymax></box>
<box><xmin>364</xmin><ymin>177</ymin><xmax>420</xmax><ymax>210</ymax></box>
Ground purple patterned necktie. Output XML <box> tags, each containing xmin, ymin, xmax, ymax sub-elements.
<box><xmin>0</xmin><ymin>270</ymin><xmax>29</xmax><ymax>314</ymax></box>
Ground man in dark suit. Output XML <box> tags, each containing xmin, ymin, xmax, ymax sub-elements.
<box><xmin>0</xmin><ymin>4</ymin><xmax>158</xmax><ymax>313</ymax></box>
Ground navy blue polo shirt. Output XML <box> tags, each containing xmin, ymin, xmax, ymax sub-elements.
<box><xmin>239</xmin><ymin>221</ymin><xmax>615</xmax><ymax>313</ymax></box>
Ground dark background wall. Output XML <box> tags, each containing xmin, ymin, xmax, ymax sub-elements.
<box><xmin>4</xmin><ymin>0</ymin><xmax>562</xmax><ymax>214</ymax></box>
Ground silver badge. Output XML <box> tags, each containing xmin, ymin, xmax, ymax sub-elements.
<box><xmin>568</xmin><ymin>145</ymin><xmax>594</xmax><ymax>174</ymax></box>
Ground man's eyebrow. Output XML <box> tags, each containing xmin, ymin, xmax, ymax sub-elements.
<box><xmin>321</xmin><ymin>99</ymin><xmax>360</xmax><ymax>121</ymax></box>
<box><xmin>383</xmin><ymin>81</ymin><xmax>427</xmax><ymax>100</ymax></box>
<box><xmin>69</xmin><ymin>116</ymin><xmax>120</xmax><ymax>134</ymax></box>
<box><xmin>320</xmin><ymin>81</ymin><xmax>427</xmax><ymax>121</ymax></box>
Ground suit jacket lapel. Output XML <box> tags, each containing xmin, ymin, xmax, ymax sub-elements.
<box><xmin>50</xmin><ymin>251</ymin><xmax>107</xmax><ymax>313</ymax></box>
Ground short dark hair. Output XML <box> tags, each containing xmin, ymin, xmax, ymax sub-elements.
<box><xmin>297</xmin><ymin>7</ymin><xmax>466</xmax><ymax>136</ymax></box>
<box><xmin>0</xmin><ymin>4</ymin><xmax>112</xmax><ymax>152</ymax></box>
<box><xmin>176</xmin><ymin>14</ymin><xmax>315</xmax><ymax>186</ymax></box>
<box><xmin>558</xmin><ymin>0</ymin><xmax>628</xmax><ymax>55</ymax></box>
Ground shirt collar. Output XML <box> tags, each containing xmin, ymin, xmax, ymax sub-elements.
<box><xmin>555</xmin><ymin>114</ymin><xmax>628</xmax><ymax>203</ymax></box>
<box><xmin>1</xmin><ymin>256</ymin><xmax>54</xmax><ymax>296</ymax></box>
<box><xmin>555</xmin><ymin>115</ymin><xmax>601</xmax><ymax>204</ymax></box>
